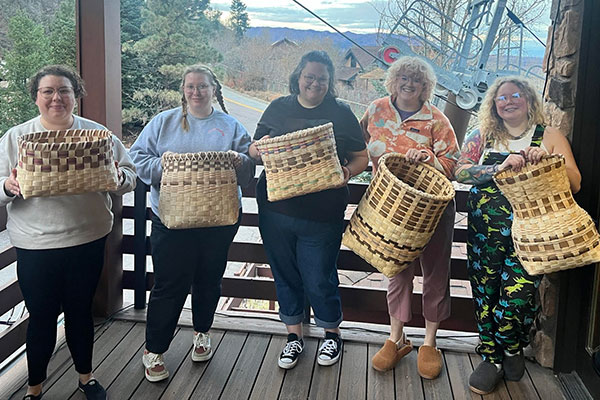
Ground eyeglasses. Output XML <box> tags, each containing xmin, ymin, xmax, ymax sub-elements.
<box><xmin>302</xmin><ymin>74</ymin><xmax>329</xmax><ymax>86</ymax></box>
<box><xmin>37</xmin><ymin>86</ymin><xmax>74</xmax><ymax>99</ymax></box>
<box><xmin>400</xmin><ymin>75</ymin><xmax>422</xmax><ymax>84</ymax></box>
<box><xmin>495</xmin><ymin>92</ymin><xmax>522</xmax><ymax>104</ymax></box>
<box><xmin>184</xmin><ymin>84</ymin><xmax>212</xmax><ymax>93</ymax></box>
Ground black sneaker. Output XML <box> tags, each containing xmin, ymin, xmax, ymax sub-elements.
<box><xmin>78</xmin><ymin>378</ymin><xmax>108</xmax><ymax>400</ymax></box>
<box><xmin>318</xmin><ymin>332</ymin><xmax>343</xmax><ymax>366</ymax></box>
<box><xmin>278</xmin><ymin>333</ymin><xmax>304</xmax><ymax>369</ymax></box>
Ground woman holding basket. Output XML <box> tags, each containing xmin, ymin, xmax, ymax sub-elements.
<box><xmin>130</xmin><ymin>64</ymin><xmax>254</xmax><ymax>382</ymax></box>
<box><xmin>0</xmin><ymin>65</ymin><xmax>136</xmax><ymax>400</ymax></box>
<box><xmin>455</xmin><ymin>76</ymin><xmax>580</xmax><ymax>394</ymax></box>
<box><xmin>360</xmin><ymin>56</ymin><xmax>460</xmax><ymax>379</ymax></box>
<box><xmin>248</xmin><ymin>50</ymin><xmax>368</xmax><ymax>369</ymax></box>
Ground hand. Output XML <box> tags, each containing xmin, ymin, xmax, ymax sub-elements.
<box><xmin>249</xmin><ymin>135</ymin><xmax>270</xmax><ymax>160</ymax></box>
<box><xmin>499</xmin><ymin>153</ymin><xmax>526</xmax><ymax>172</ymax></box>
<box><xmin>4</xmin><ymin>168</ymin><xmax>20</xmax><ymax>197</ymax></box>
<box><xmin>334</xmin><ymin>166</ymin><xmax>351</xmax><ymax>188</ymax></box>
<box><xmin>520</xmin><ymin>146</ymin><xmax>547</xmax><ymax>164</ymax></box>
<box><xmin>405</xmin><ymin>148</ymin><xmax>429</xmax><ymax>163</ymax></box>
<box><xmin>227</xmin><ymin>150</ymin><xmax>242</xmax><ymax>169</ymax></box>
<box><xmin>115</xmin><ymin>161</ymin><xmax>125</xmax><ymax>186</ymax></box>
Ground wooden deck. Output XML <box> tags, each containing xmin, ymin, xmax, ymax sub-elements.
<box><xmin>1</xmin><ymin>314</ymin><xmax>567</xmax><ymax>400</ymax></box>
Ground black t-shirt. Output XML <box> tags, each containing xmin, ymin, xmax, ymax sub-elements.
<box><xmin>254</xmin><ymin>94</ymin><xmax>366</xmax><ymax>222</ymax></box>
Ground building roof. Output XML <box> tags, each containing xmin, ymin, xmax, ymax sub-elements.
<box><xmin>343</xmin><ymin>46</ymin><xmax>380</xmax><ymax>71</ymax></box>
<box><xmin>337</xmin><ymin>66</ymin><xmax>360</xmax><ymax>82</ymax></box>
<box><xmin>358</xmin><ymin>67</ymin><xmax>386</xmax><ymax>80</ymax></box>
<box><xmin>270</xmin><ymin>38</ymin><xmax>298</xmax><ymax>48</ymax></box>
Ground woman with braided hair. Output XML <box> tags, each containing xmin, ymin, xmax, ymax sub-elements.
<box><xmin>130</xmin><ymin>64</ymin><xmax>255</xmax><ymax>382</ymax></box>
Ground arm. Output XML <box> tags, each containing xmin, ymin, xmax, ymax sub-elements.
<box><xmin>420</xmin><ymin>116</ymin><xmax>460</xmax><ymax>179</ymax></box>
<box><xmin>543</xmin><ymin>127</ymin><xmax>582</xmax><ymax>193</ymax></box>
<box><xmin>342</xmin><ymin>149</ymin><xmax>369</xmax><ymax>184</ymax></box>
<box><xmin>454</xmin><ymin>129</ymin><xmax>497</xmax><ymax>185</ymax></box>
<box><xmin>129</xmin><ymin>118</ymin><xmax>163</xmax><ymax>186</ymax></box>
<box><xmin>230</xmin><ymin>122</ymin><xmax>256</xmax><ymax>188</ymax></box>
<box><xmin>0</xmin><ymin>129</ymin><xmax>20</xmax><ymax>205</ymax></box>
<box><xmin>111</xmin><ymin>136</ymin><xmax>137</xmax><ymax>195</ymax></box>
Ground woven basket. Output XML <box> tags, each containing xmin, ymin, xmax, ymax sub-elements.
<box><xmin>254</xmin><ymin>122</ymin><xmax>344</xmax><ymax>201</ymax></box>
<box><xmin>494</xmin><ymin>154</ymin><xmax>600</xmax><ymax>275</ymax></box>
<box><xmin>158</xmin><ymin>151</ymin><xmax>238</xmax><ymax>229</ymax></box>
<box><xmin>17</xmin><ymin>129</ymin><xmax>118</xmax><ymax>199</ymax></box>
<box><xmin>342</xmin><ymin>153</ymin><xmax>455</xmax><ymax>277</ymax></box>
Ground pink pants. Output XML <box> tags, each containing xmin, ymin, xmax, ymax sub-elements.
<box><xmin>386</xmin><ymin>199</ymin><xmax>455</xmax><ymax>323</ymax></box>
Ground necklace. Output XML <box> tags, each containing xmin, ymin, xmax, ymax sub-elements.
<box><xmin>508</xmin><ymin>125</ymin><xmax>532</xmax><ymax>140</ymax></box>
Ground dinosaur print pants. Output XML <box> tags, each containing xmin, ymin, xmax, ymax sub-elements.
<box><xmin>466</xmin><ymin>179</ymin><xmax>541</xmax><ymax>363</ymax></box>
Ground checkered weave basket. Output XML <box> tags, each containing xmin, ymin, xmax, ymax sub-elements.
<box><xmin>17</xmin><ymin>129</ymin><xmax>119</xmax><ymax>199</ymax></box>
<box><xmin>342</xmin><ymin>153</ymin><xmax>455</xmax><ymax>277</ymax></box>
<box><xmin>494</xmin><ymin>154</ymin><xmax>600</xmax><ymax>275</ymax></box>
<box><xmin>254</xmin><ymin>122</ymin><xmax>344</xmax><ymax>202</ymax></box>
<box><xmin>158</xmin><ymin>151</ymin><xmax>238</xmax><ymax>229</ymax></box>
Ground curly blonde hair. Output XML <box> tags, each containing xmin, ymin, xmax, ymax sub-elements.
<box><xmin>478</xmin><ymin>75</ymin><xmax>545</xmax><ymax>146</ymax></box>
<box><xmin>384</xmin><ymin>56</ymin><xmax>436</xmax><ymax>103</ymax></box>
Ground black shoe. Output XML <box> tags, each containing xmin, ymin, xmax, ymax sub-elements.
<box><xmin>23</xmin><ymin>394</ymin><xmax>43</xmax><ymax>400</ymax></box>
<box><xmin>78</xmin><ymin>378</ymin><xmax>108</xmax><ymax>400</ymax></box>
<box><xmin>503</xmin><ymin>350</ymin><xmax>525</xmax><ymax>381</ymax></box>
<box><xmin>278</xmin><ymin>333</ymin><xmax>304</xmax><ymax>369</ymax></box>
<box><xmin>317</xmin><ymin>332</ymin><xmax>343</xmax><ymax>366</ymax></box>
<box><xmin>469</xmin><ymin>361</ymin><xmax>504</xmax><ymax>395</ymax></box>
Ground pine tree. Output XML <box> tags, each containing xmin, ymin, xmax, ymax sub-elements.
<box><xmin>48</xmin><ymin>0</ymin><xmax>76</xmax><ymax>68</ymax></box>
<box><xmin>229</xmin><ymin>0</ymin><xmax>249</xmax><ymax>41</ymax></box>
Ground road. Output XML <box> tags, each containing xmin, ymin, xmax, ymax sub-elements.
<box><xmin>221</xmin><ymin>86</ymin><xmax>269</xmax><ymax>135</ymax></box>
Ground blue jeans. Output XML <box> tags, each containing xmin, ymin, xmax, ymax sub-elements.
<box><xmin>258</xmin><ymin>208</ymin><xmax>344</xmax><ymax>329</ymax></box>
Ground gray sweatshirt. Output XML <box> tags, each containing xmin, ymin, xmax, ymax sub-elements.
<box><xmin>129</xmin><ymin>106</ymin><xmax>255</xmax><ymax>217</ymax></box>
<box><xmin>0</xmin><ymin>115</ymin><xmax>137</xmax><ymax>249</ymax></box>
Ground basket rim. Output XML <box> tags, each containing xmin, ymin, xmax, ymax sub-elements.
<box><xmin>493</xmin><ymin>154</ymin><xmax>564</xmax><ymax>184</ymax></box>
<box><xmin>18</xmin><ymin>129</ymin><xmax>113</xmax><ymax>151</ymax></box>
<box><xmin>254</xmin><ymin>122</ymin><xmax>333</xmax><ymax>148</ymax></box>
<box><xmin>161</xmin><ymin>151</ymin><xmax>235</xmax><ymax>162</ymax></box>
<box><xmin>379</xmin><ymin>152</ymin><xmax>455</xmax><ymax>202</ymax></box>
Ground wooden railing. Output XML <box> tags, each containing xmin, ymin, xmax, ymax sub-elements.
<box><xmin>121</xmin><ymin>178</ymin><xmax>476</xmax><ymax>332</ymax></box>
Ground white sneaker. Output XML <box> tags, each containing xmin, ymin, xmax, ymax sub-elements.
<box><xmin>192</xmin><ymin>332</ymin><xmax>213</xmax><ymax>362</ymax></box>
<box><xmin>142</xmin><ymin>350</ymin><xmax>169</xmax><ymax>382</ymax></box>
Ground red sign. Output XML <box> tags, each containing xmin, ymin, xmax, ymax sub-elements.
<box><xmin>381</xmin><ymin>46</ymin><xmax>400</xmax><ymax>65</ymax></box>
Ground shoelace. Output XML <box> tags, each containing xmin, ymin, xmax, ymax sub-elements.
<box><xmin>145</xmin><ymin>352</ymin><xmax>163</xmax><ymax>368</ymax></box>
<box><xmin>282</xmin><ymin>340</ymin><xmax>303</xmax><ymax>358</ymax></box>
<box><xmin>194</xmin><ymin>333</ymin><xmax>210</xmax><ymax>348</ymax></box>
<box><xmin>319</xmin><ymin>339</ymin><xmax>338</xmax><ymax>356</ymax></box>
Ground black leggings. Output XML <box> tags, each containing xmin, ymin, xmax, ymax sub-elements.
<box><xmin>16</xmin><ymin>236</ymin><xmax>106</xmax><ymax>386</ymax></box>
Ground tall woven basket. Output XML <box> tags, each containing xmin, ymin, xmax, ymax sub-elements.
<box><xmin>17</xmin><ymin>129</ymin><xmax>119</xmax><ymax>199</ymax></box>
<box><xmin>342</xmin><ymin>153</ymin><xmax>455</xmax><ymax>277</ymax></box>
<box><xmin>494</xmin><ymin>154</ymin><xmax>600</xmax><ymax>275</ymax></box>
<box><xmin>254</xmin><ymin>122</ymin><xmax>344</xmax><ymax>202</ymax></box>
<box><xmin>158</xmin><ymin>151</ymin><xmax>238</xmax><ymax>229</ymax></box>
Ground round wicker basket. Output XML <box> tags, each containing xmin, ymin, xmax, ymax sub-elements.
<box><xmin>17</xmin><ymin>129</ymin><xmax>119</xmax><ymax>199</ymax></box>
<box><xmin>343</xmin><ymin>153</ymin><xmax>455</xmax><ymax>277</ymax></box>
<box><xmin>254</xmin><ymin>122</ymin><xmax>344</xmax><ymax>201</ymax></box>
<box><xmin>158</xmin><ymin>151</ymin><xmax>238</xmax><ymax>229</ymax></box>
<box><xmin>494</xmin><ymin>154</ymin><xmax>600</xmax><ymax>275</ymax></box>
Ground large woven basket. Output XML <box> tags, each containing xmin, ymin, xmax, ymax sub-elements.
<box><xmin>17</xmin><ymin>129</ymin><xmax>119</xmax><ymax>199</ymax></box>
<box><xmin>158</xmin><ymin>151</ymin><xmax>238</xmax><ymax>229</ymax></box>
<box><xmin>342</xmin><ymin>153</ymin><xmax>455</xmax><ymax>277</ymax></box>
<box><xmin>494</xmin><ymin>154</ymin><xmax>600</xmax><ymax>275</ymax></box>
<box><xmin>254</xmin><ymin>122</ymin><xmax>344</xmax><ymax>201</ymax></box>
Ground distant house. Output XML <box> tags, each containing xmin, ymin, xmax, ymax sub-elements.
<box><xmin>337</xmin><ymin>66</ymin><xmax>360</xmax><ymax>88</ymax></box>
<box><xmin>356</xmin><ymin>67</ymin><xmax>386</xmax><ymax>91</ymax></box>
<box><xmin>338</xmin><ymin>45</ymin><xmax>382</xmax><ymax>88</ymax></box>
<box><xmin>270</xmin><ymin>38</ymin><xmax>298</xmax><ymax>50</ymax></box>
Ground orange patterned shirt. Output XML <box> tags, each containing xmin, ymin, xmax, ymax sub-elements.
<box><xmin>360</xmin><ymin>97</ymin><xmax>459</xmax><ymax>179</ymax></box>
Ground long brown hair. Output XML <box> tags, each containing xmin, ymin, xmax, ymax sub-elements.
<box><xmin>180</xmin><ymin>65</ymin><xmax>228</xmax><ymax>132</ymax></box>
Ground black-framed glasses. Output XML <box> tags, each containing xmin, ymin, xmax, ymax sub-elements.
<box><xmin>301</xmin><ymin>74</ymin><xmax>329</xmax><ymax>86</ymax></box>
<box><xmin>495</xmin><ymin>92</ymin><xmax>522</xmax><ymax>104</ymax></box>
<box><xmin>37</xmin><ymin>86</ymin><xmax>74</xmax><ymax>99</ymax></box>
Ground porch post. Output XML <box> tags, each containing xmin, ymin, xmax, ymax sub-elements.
<box><xmin>76</xmin><ymin>0</ymin><xmax>124</xmax><ymax>317</ymax></box>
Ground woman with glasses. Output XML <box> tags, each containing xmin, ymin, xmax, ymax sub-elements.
<box><xmin>0</xmin><ymin>65</ymin><xmax>136</xmax><ymax>400</ymax></box>
<box><xmin>248</xmin><ymin>50</ymin><xmax>368</xmax><ymax>369</ymax></box>
<box><xmin>360</xmin><ymin>56</ymin><xmax>460</xmax><ymax>379</ymax></box>
<box><xmin>455</xmin><ymin>76</ymin><xmax>581</xmax><ymax>394</ymax></box>
<box><xmin>129</xmin><ymin>64</ymin><xmax>255</xmax><ymax>383</ymax></box>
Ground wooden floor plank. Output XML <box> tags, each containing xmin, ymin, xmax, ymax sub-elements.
<box><xmin>248</xmin><ymin>335</ymin><xmax>286</xmax><ymax>400</ymax></box>
<box><xmin>159</xmin><ymin>330</ymin><xmax>225</xmax><ymax>400</ymax></box>
<box><xmin>394</xmin><ymin>348</ymin><xmax>424</xmax><ymax>400</ymax></box>
<box><xmin>105</xmin><ymin>338</ymin><xmax>147</xmax><ymax>398</ymax></box>
<box><xmin>279</xmin><ymin>337</ymin><xmax>319</xmax><ymax>400</ymax></box>
<box><xmin>443</xmin><ymin>351</ymin><xmax>480</xmax><ymax>400</ymax></box>
<box><xmin>367</xmin><ymin>343</ymin><xmax>395</xmax><ymax>400</ymax></box>
<box><xmin>337</xmin><ymin>341</ymin><xmax>367</xmax><ymax>400</ymax></box>
<box><xmin>469</xmin><ymin>354</ymin><xmax>511</xmax><ymax>400</ymax></box>
<box><xmin>131</xmin><ymin>327</ymin><xmax>193</xmax><ymax>400</ymax></box>
<box><xmin>308</xmin><ymin>338</ymin><xmax>342</xmax><ymax>400</ymax></box>
<box><xmin>525</xmin><ymin>360</ymin><xmax>566</xmax><ymax>400</ymax></box>
<box><xmin>421</xmin><ymin>349</ymin><xmax>454</xmax><ymax>400</ymax></box>
<box><xmin>191</xmin><ymin>330</ymin><xmax>248</xmax><ymax>399</ymax></box>
<box><xmin>220</xmin><ymin>332</ymin><xmax>270</xmax><ymax>400</ymax></box>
